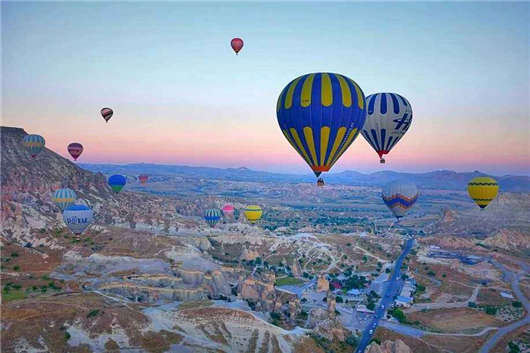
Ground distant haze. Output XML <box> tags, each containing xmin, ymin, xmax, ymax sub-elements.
<box><xmin>2</xmin><ymin>2</ymin><xmax>529</xmax><ymax>175</ymax></box>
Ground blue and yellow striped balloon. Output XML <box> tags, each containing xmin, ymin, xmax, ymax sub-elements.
<box><xmin>276</xmin><ymin>73</ymin><xmax>367</xmax><ymax>177</ymax></box>
<box><xmin>52</xmin><ymin>188</ymin><xmax>77</xmax><ymax>211</ymax></box>
<box><xmin>22</xmin><ymin>134</ymin><xmax>45</xmax><ymax>158</ymax></box>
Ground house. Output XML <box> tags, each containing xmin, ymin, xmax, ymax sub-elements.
<box><xmin>357</xmin><ymin>304</ymin><xmax>375</xmax><ymax>314</ymax></box>
<box><xmin>500</xmin><ymin>292</ymin><xmax>514</xmax><ymax>299</ymax></box>
<box><xmin>400</xmin><ymin>279</ymin><xmax>416</xmax><ymax>298</ymax></box>
<box><xmin>395</xmin><ymin>296</ymin><xmax>413</xmax><ymax>308</ymax></box>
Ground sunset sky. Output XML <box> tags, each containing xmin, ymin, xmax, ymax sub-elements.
<box><xmin>2</xmin><ymin>2</ymin><xmax>529</xmax><ymax>175</ymax></box>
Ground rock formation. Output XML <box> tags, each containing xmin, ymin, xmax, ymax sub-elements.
<box><xmin>317</xmin><ymin>274</ymin><xmax>329</xmax><ymax>292</ymax></box>
<box><xmin>366</xmin><ymin>339</ymin><xmax>412</xmax><ymax>353</ymax></box>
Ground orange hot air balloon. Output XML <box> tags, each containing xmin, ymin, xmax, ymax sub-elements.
<box><xmin>231</xmin><ymin>38</ymin><xmax>244</xmax><ymax>55</ymax></box>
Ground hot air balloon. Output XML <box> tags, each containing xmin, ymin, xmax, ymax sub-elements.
<box><xmin>222</xmin><ymin>204</ymin><xmax>235</xmax><ymax>219</ymax></box>
<box><xmin>231</xmin><ymin>38</ymin><xmax>244</xmax><ymax>54</ymax></box>
<box><xmin>101</xmin><ymin>108</ymin><xmax>113</xmax><ymax>122</ymax></box>
<box><xmin>382</xmin><ymin>181</ymin><xmax>418</xmax><ymax>220</ymax></box>
<box><xmin>52</xmin><ymin>188</ymin><xmax>77</xmax><ymax>211</ymax></box>
<box><xmin>108</xmin><ymin>175</ymin><xmax>126</xmax><ymax>193</ymax></box>
<box><xmin>22</xmin><ymin>134</ymin><xmax>45</xmax><ymax>158</ymax></box>
<box><xmin>317</xmin><ymin>178</ymin><xmax>325</xmax><ymax>187</ymax></box>
<box><xmin>276</xmin><ymin>73</ymin><xmax>366</xmax><ymax>180</ymax></box>
<box><xmin>63</xmin><ymin>204</ymin><xmax>93</xmax><ymax>235</ymax></box>
<box><xmin>361</xmin><ymin>93</ymin><xmax>412</xmax><ymax>164</ymax></box>
<box><xmin>67</xmin><ymin>142</ymin><xmax>83</xmax><ymax>161</ymax></box>
<box><xmin>243</xmin><ymin>205</ymin><xmax>262</xmax><ymax>224</ymax></box>
<box><xmin>467</xmin><ymin>176</ymin><xmax>498</xmax><ymax>209</ymax></box>
<box><xmin>204</xmin><ymin>209</ymin><xmax>222</xmax><ymax>227</ymax></box>
<box><xmin>138</xmin><ymin>174</ymin><xmax>149</xmax><ymax>185</ymax></box>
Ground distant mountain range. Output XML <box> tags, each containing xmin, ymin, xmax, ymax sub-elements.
<box><xmin>79</xmin><ymin>163</ymin><xmax>530</xmax><ymax>192</ymax></box>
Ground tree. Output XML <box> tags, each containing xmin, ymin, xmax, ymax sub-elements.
<box><xmin>390</xmin><ymin>308</ymin><xmax>406</xmax><ymax>323</ymax></box>
<box><xmin>485</xmin><ymin>306</ymin><xmax>497</xmax><ymax>315</ymax></box>
<box><xmin>336</xmin><ymin>295</ymin><xmax>343</xmax><ymax>303</ymax></box>
<box><xmin>512</xmin><ymin>301</ymin><xmax>522</xmax><ymax>308</ymax></box>
<box><xmin>367</xmin><ymin>302</ymin><xmax>375</xmax><ymax>311</ymax></box>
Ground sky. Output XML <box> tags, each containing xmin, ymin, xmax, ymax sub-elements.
<box><xmin>2</xmin><ymin>1</ymin><xmax>529</xmax><ymax>175</ymax></box>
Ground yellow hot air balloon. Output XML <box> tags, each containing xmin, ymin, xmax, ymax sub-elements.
<box><xmin>243</xmin><ymin>205</ymin><xmax>262</xmax><ymax>224</ymax></box>
<box><xmin>467</xmin><ymin>176</ymin><xmax>499</xmax><ymax>209</ymax></box>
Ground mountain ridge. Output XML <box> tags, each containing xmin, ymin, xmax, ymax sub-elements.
<box><xmin>80</xmin><ymin>162</ymin><xmax>530</xmax><ymax>192</ymax></box>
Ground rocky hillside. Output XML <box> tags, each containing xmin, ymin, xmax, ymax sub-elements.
<box><xmin>366</xmin><ymin>339</ymin><xmax>412</xmax><ymax>353</ymax></box>
<box><xmin>1</xmin><ymin>126</ymin><xmax>203</xmax><ymax>245</ymax></box>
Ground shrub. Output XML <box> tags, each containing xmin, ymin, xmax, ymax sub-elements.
<box><xmin>87</xmin><ymin>309</ymin><xmax>100</xmax><ymax>318</ymax></box>
<box><xmin>512</xmin><ymin>301</ymin><xmax>522</xmax><ymax>308</ymax></box>
<box><xmin>484</xmin><ymin>306</ymin><xmax>497</xmax><ymax>315</ymax></box>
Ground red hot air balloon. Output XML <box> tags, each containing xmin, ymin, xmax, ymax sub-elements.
<box><xmin>231</xmin><ymin>38</ymin><xmax>244</xmax><ymax>55</ymax></box>
<box><xmin>67</xmin><ymin>143</ymin><xmax>83</xmax><ymax>161</ymax></box>
<box><xmin>101</xmin><ymin>108</ymin><xmax>113</xmax><ymax>122</ymax></box>
<box><xmin>138</xmin><ymin>174</ymin><xmax>148</xmax><ymax>185</ymax></box>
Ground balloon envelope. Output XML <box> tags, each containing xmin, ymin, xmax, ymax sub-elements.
<box><xmin>468</xmin><ymin>176</ymin><xmax>498</xmax><ymax>209</ymax></box>
<box><xmin>67</xmin><ymin>142</ymin><xmax>83</xmax><ymax>161</ymax></box>
<box><xmin>276</xmin><ymin>73</ymin><xmax>366</xmax><ymax>177</ymax></box>
<box><xmin>222</xmin><ymin>204</ymin><xmax>235</xmax><ymax>218</ymax></box>
<box><xmin>204</xmin><ymin>209</ymin><xmax>222</xmax><ymax>227</ymax></box>
<box><xmin>382</xmin><ymin>181</ymin><xmax>418</xmax><ymax>219</ymax></box>
<box><xmin>108</xmin><ymin>175</ymin><xmax>126</xmax><ymax>193</ymax></box>
<box><xmin>231</xmin><ymin>38</ymin><xmax>244</xmax><ymax>54</ymax></box>
<box><xmin>243</xmin><ymin>205</ymin><xmax>262</xmax><ymax>224</ymax></box>
<box><xmin>139</xmin><ymin>174</ymin><xmax>149</xmax><ymax>185</ymax></box>
<box><xmin>101</xmin><ymin>108</ymin><xmax>113</xmax><ymax>122</ymax></box>
<box><xmin>52</xmin><ymin>188</ymin><xmax>77</xmax><ymax>211</ymax></box>
<box><xmin>361</xmin><ymin>93</ymin><xmax>412</xmax><ymax>163</ymax></box>
<box><xmin>23</xmin><ymin>134</ymin><xmax>45</xmax><ymax>158</ymax></box>
<box><xmin>63</xmin><ymin>204</ymin><xmax>93</xmax><ymax>235</ymax></box>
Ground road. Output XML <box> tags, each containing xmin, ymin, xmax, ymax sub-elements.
<box><xmin>354</xmin><ymin>237</ymin><xmax>415</xmax><ymax>353</ymax></box>
<box><xmin>478</xmin><ymin>260</ymin><xmax>530</xmax><ymax>353</ymax></box>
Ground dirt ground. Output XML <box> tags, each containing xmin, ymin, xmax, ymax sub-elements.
<box><xmin>423</xmin><ymin>331</ymin><xmax>496</xmax><ymax>353</ymax></box>
<box><xmin>407</xmin><ymin>308</ymin><xmax>502</xmax><ymax>333</ymax></box>
<box><xmin>373</xmin><ymin>327</ymin><xmax>443</xmax><ymax>353</ymax></box>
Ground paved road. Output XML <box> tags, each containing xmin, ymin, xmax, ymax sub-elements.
<box><xmin>478</xmin><ymin>260</ymin><xmax>530</xmax><ymax>353</ymax></box>
<box><xmin>355</xmin><ymin>237</ymin><xmax>415</xmax><ymax>353</ymax></box>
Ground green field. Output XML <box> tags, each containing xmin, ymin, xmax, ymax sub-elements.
<box><xmin>2</xmin><ymin>289</ymin><xmax>25</xmax><ymax>302</ymax></box>
<box><xmin>275</xmin><ymin>277</ymin><xmax>305</xmax><ymax>286</ymax></box>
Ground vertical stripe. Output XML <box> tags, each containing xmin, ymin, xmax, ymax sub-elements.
<box><xmin>368</xmin><ymin>95</ymin><xmax>376</xmax><ymax>114</ymax></box>
<box><xmin>284</xmin><ymin>76</ymin><xmax>302</xmax><ymax>109</ymax></box>
<box><xmin>380</xmin><ymin>129</ymin><xmax>386</xmax><ymax>151</ymax></box>
<box><xmin>335</xmin><ymin>74</ymin><xmax>351</xmax><ymax>108</ymax></box>
<box><xmin>282</xmin><ymin>129</ymin><xmax>309</xmax><ymax>164</ymax></box>
<box><xmin>370</xmin><ymin>129</ymin><xmax>381</xmax><ymax>151</ymax></box>
<box><xmin>389</xmin><ymin>93</ymin><xmax>399</xmax><ymax>114</ymax></box>
<box><xmin>321</xmin><ymin>73</ymin><xmax>333</xmax><ymax>107</ymax></box>
<box><xmin>362</xmin><ymin>130</ymin><xmax>378</xmax><ymax>150</ymax></box>
<box><xmin>290</xmin><ymin>128</ymin><xmax>313</xmax><ymax>166</ymax></box>
<box><xmin>320</xmin><ymin>126</ymin><xmax>330</xmax><ymax>166</ymax></box>
<box><xmin>276</xmin><ymin>87</ymin><xmax>286</xmax><ymax>112</ymax></box>
<box><xmin>398</xmin><ymin>94</ymin><xmax>407</xmax><ymax>107</ymax></box>
<box><xmin>380</xmin><ymin>93</ymin><xmax>387</xmax><ymax>114</ymax></box>
<box><xmin>301</xmin><ymin>74</ymin><xmax>315</xmax><ymax>107</ymax></box>
<box><xmin>303</xmin><ymin>127</ymin><xmax>318</xmax><ymax>166</ymax></box>
<box><xmin>331</xmin><ymin>128</ymin><xmax>359</xmax><ymax>166</ymax></box>
<box><xmin>349</xmin><ymin>79</ymin><xmax>364</xmax><ymax>109</ymax></box>
<box><xmin>325</xmin><ymin>127</ymin><xmax>346</xmax><ymax>166</ymax></box>
<box><xmin>385</xmin><ymin>136</ymin><xmax>394</xmax><ymax>151</ymax></box>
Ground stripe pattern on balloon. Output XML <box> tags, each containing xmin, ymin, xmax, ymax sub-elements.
<box><xmin>361</xmin><ymin>93</ymin><xmax>412</xmax><ymax>162</ymax></box>
<box><xmin>276</xmin><ymin>72</ymin><xmax>367</xmax><ymax>176</ymax></box>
